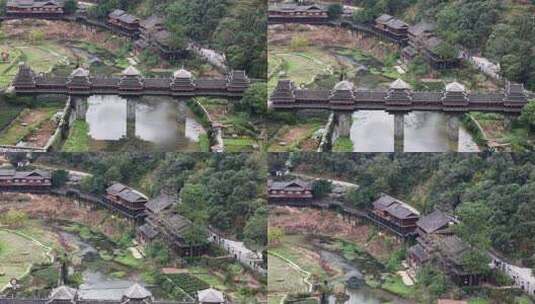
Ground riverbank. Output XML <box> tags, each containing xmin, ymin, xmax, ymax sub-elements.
<box><xmin>268</xmin><ymin>206</ymin><xmax>417</xmax><ymax>303</ymax></box>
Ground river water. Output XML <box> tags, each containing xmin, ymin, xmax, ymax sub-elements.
<box><xmin>57</xmin><ymin>230</ymin><xmax>147</xmax><ymax>300</ymax></box>
<box><xmin>74</xmin><ymin>95</ymin><xmax>205</xmax><ymax>151</ymax></box>
<box><xmin>350</xmin><ymin>111</ymin><xmax>480</xmax><ymax>152</ymax></box>
<box><xmin>313</xmin><ymin>240</ymin><xmax>413</xmax><ymax>304</ymax></box>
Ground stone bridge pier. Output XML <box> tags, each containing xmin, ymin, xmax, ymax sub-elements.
<box><xmin>447</xmin><ymin>113</ymin><xmax>460</xmax><ymax>152</ymax></box>
<box><xmin>393</xmin><ymin>112</ymin><xmax>405</xmax><ymax>153</ymax></box>
<box><xmin>72</xmin><ymin>96</ymin><xmax>88</xmax><ymax>120</ymax></box>
<box><xmin>126</xmin><ymin>97</ymin><xmax>137</xmax><ymax>140</ymax></box>
<box><xmin>335</xmin><ymin>111</ymin><xmax>353</xmax><ymax>138</ymax></box>
<box><xmin>177</xmin><ymin>102</ymin><xmax>187</xmax><ymax>143</ymax></box>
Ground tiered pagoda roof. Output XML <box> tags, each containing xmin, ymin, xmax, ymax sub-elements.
<box><xmin>119</xmin><ymin>66</ymin><xmax>144</xmax><ymax>91</ymax></box>
<box><xmin>385</xmin><ymin>79</ymin><xmax>412</xmax><ymax>106</ymax></box>
<box><xmin>330</xmin><ymin>80</ymin><xmax>355</xmax><ymax>104</ymax></box>
<box><xmin>503</xmin><ymin>81</ymin><xmax>527</xmax><ymax>107</ymax></box>
<box><xmin>12</xmin><ymin>62</ymin><xmax>36</xmax><ymax>88</ymax></box>
<box><xmin>441</xmin><ymin>81</ymin><xmax>468</xmax><ymax>107</ymax></box>
<box><xmin>66</xmin><ymin>68</ymin><xmax>91</xmax><ymax>90</ymax></box>
<box><xmin>226</xmin><ymin>70</ymin><xmax>250</xmax><ymax>92</ymax></box>
<box><xmin>170</xmin><ymin>68</ymin><xmax>195</xmax><ymax>92</ymax></box>
<box><xmin>270</xmin><ymin>80</ymin><xmax>296</xmax><ymax>103</ymax></box>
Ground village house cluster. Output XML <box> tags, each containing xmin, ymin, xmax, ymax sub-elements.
<box><xmin>3</xmin><ymin>0</ymin><xmax>185</xmax><ymax>60</ymax></box>
<box><xmin>5</xmin><ymin>0</ymin><xmax>65</xmax><ymax>19</ymax></box>
<box><xmin>266</xmin><ymin>177</ymin><xmax>535</xmax><ymax>292</ymax></box>
<box><xmin>267</xmin><ymin>3</ymin><xmax>462</xmax><ymax>70</ymax></box>
<box><xmin>107</xmin><ymin>10</ymin><xmax>185</xmax><ymax>60</ymax></box>
<box><xmin>0</xmin><ymin>168</ymin><xmax>52</xmax><ymax>191</ymax></box>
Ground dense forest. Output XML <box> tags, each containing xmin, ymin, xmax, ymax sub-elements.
<box><xmin>89</xmin><ymin>0</ymin><xmax>266</xmax><ymax>78</ymax></box>
<box><xmin>36</xmin><ymin>153</ymin><xmax>267</xmax><ymax>249</ymax></box>
<box><xmin>269</xmin><ymin>153</ymin><xmax>535</xmax><ymax>264</ymax></box>
<box><xmin>350</xmin><ymin>0</ymin><xmax>535</xmax><ymax>90</ymax></box>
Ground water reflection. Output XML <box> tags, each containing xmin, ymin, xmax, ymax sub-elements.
<box><xmin>350</xmin><ymin>111</ymin><xmax>479</xmax><ymax>152</ymax></box>
<box><xmin>73</xmin><ymin>95</ymin><xmax>205</xmax><ymax>151</ymax></box>
<box><xmin>86</xmin><ymin>95</ymin><xmax>126</xmax><ymax>141</ymax></box>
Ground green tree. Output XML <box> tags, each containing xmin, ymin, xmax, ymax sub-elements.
<box><xmin>182</xmin><ymin>224</ymin><xmax>209</xmax><ymax>256</ymax></box>
<box><xmin>52</xmin><ymin>170</ymin><xmax>69</xmax><ymax>188</ymax></box>
<box><xmin>433</xmin><ymin>41</ymin><xmax>458</xmax><ymax>60</ymax></box>
<box><xmin>311</xmin><ymin>179</ymin><xmax>332</xmax><ymax>198</ymax></box>
<box><xmin>0</xmin><ymin>209</ymin><xmax>28</xmax><ymax>228</ymax></box>
<box><xmin>520</xmin><ymin>100</ymin><xmax>535</xmax><ymax>131</ymax></box>
<box><xmin>327</xmin><ymin>4</ymin><xmax>343</xmax><ymax>20</ymax></box>
<box><xmin>146</xmin><ymin>240</ymin><xmax>170</xmax><ymax>265</ymax></box>
<box><xmin>235</xmin><ymin>82</ymin><xmax>267</xmax><ymax>117</ymax></box>
<box><xmin>63</xmin><ymin>0</ymin><xmax>78</xmax><ymax>14</ymax></box>
<box><xmin>289</xmin><ymin>35</ymin><xmax>309</xmax><ymax>51</ymax></box>
<box><xmin>243</xmin><ymin>206</ymin><xmax>267</xmax><ymax>248</ymax></box>
<box><xmin>28</xmin><ymin>29</ymin><xmax>44</xmax><ymax>43</ymax></box>
<box><xmin>454</xmin><ymin>201</ymin><xmax>492</xmax><ymax>249</ymax></box>
<box><xmin>268</xmin><ymin>227</ymin><xmax>284</xmax><ymax>246</ymax></box>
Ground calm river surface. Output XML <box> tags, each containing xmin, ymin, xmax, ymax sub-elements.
<box><xmin>350</xmin><ymin>111</ymin><xmax>480</xmax><ymax>152</ymax></box>
<box><xmin>81</xmin><ymin>95</ymin><xmax>205</xmax><ymax>151</ymax></box>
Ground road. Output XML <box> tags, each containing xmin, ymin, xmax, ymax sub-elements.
<box><xmin>208</xmin><ymin>230</ymin><xmax>266</xmax><ymax>275</ymax></box>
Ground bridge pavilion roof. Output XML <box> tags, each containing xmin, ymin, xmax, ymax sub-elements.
<box><xmin>122</xmin><ymin>66</ymin><xmax>141</xmax><ymax>76</ymax></box>
<box><xmin>197</xmin><ymin>288</ymin><xmax>224</xmax><ymax>303</ymax></box>
<box><xmin>390</xmin><ymin>78</ymin><xmax>411</xmax><ymax>90</ymax></box>
<box><xmin>123</xmin><ymin>284</ymin><xmax>152</xmax><ymax>300</ymax></box>
<box><xmin>70</xmin><ymin>68</ymin><xmax>90</xmax><ymax>77</ymax></box>
<box><xmin>445</xmin><ymin>81</ymin><xmax>466</xmax><ymax>92</ymax></box>
<box><xmin>49</xmin><ymin>286</ymin><xmax>78</xmax><ymax>302</ymax></box>
<box><xmin>333</xmin><ymin>80</ymin><xmax>354</xmax><ymax>91</ymax></box>
<box><xmin>173</xmin><ymin>68</ymin><xmax>192</xmax><ymax>79</ymax></box>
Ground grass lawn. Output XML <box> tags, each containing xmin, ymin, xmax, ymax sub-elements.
<box><xmin>114</xmin><ymin>251</ymin><xmax>142</xmax><ymax>269</ymax></box>
<box><xmin>268</xmin><ymin>253</ymin><xmax>310</xmax><ymax>304</ymax></box>
<box><xmin>333</xmin><ymin>136</ymin><xmax>353</xmax><ymax>152</ymax></box>
<box><xmin>62</xmin><ymin>120</ymin><xmax>90</xmax><ymax>152</ymax></box>
<box><xmin>381</xmin><ymin>274</ymin><xmax>415</xmax><ymax>298</ymax></box>
<box><xmin>268</xmin><ymin>122</ymin><xmax>323</xmax><ymax>152</ymax></box>
<box><xmin>269</xmin><ymin>235</ymin><xmax>330</xmax><ymax>281</ymax></box>
<box><xmin>0</xmin><ymin>101</ymin><xmax>24</xmax><ymax>132</ymax></box>
<box><xmin>268</xmin><ymin>51</ymin><xmax>331</xmax><ymax>92</ymax></box>
<box><xmin>198</xmin><ymin>134</ymin><xmax>210</xmax><ymax>152</ymax></box>
<box><xmin>188</xmin><ymin>266</ymin><xmax>227</xmax><ymax>291</ymax></box>
<box><xmin>0</xmin><ymin>42</ymin><xmax>72</xmax><ymax>88</ymax></box>
<box><xmin>0</xmin><ymin>229</ymin><xmax>51</xmax><ymax>289</ymax></box>
<box><xmin>468</xmin><ymin>298</ymin><xmax>490</xmax><ymax>304</ymax></box>
<box><xmin>515</xmin><ymin>296</ymin><xmax>534</xmax><ymax>304</ymax></box>
<box><xmin>0</xmin><ymin>107</ymin><xmax>60</xmax><ymax>145</ymax></box>
<box><xmin>223</xmin><ymin>137</ymin><xmax>257</xmax><ymax>152</ymax></box>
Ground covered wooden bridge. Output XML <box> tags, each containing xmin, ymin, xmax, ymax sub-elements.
<box><xmin>11</xmin><ymin>63</ymin><xmax>250</xmax><ymax>98</ymax></box>
<box><xmin>269</xmin><ymin>79</ymin><xmax>530</xmax><ymax>114</ymax></box>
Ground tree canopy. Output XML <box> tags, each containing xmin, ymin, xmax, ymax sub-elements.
<box><xmin>273</xmin><ymin>153</ymin><xmax>535</xmax><ymax>262</ymax></box>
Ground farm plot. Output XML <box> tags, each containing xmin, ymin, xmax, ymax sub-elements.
<box><xmin>268</xmin><ymin>253</ymin><xmax>310</xmax><ymax>304</ymax></box>
<box><xmin>0</xmin><ymin>229</ymin><xmax>51</xmax><ymax>290</ymax></box>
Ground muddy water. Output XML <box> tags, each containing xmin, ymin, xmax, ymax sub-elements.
<box><xmin>81</xmin><ymin>95</ymin><xmax>205</xmax><ymax>151</ymax></box>
<box><xmin>56</xmin><ymin>228</ymin><xmax>149</xmax><ymax>300</ymax></box>
<box><xmin>350</xmin><ymin>111</ymin><xmax>480</xmax><ymax>152</ymax></box>
<box><xmin>313</xmin><ymin>238</ymin><xmax>413</xmax><ymax>304</ymax></box>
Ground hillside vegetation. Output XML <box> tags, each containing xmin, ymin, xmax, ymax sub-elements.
<box><xmin>351</xmin><ymin>0</ymin><xmax>535</xmax><ymax>90</ymax></box>
<box><xmin>89</xmin><ymin>0</ymin><xmax>266</xmax><ymax>78</ymax></box>
<box><xmin>270</xmin><ymin>153</ymin><xmax>535</xmax><ymax>264</ymax></box>
<box><xmin>38</xmin><ymin>153</ymin><xmax>267</xmax><ymax>249</ymax></box>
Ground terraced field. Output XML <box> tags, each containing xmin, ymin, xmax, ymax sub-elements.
<box><xmin>0</xmin><ymin>229</ymin><xmax>52</xmax><ymax>290</ymax></box>
<box><xmin>267</xmin><ymin>253</ymin><xmax>310</xmax><ymax>304</ymax></box>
